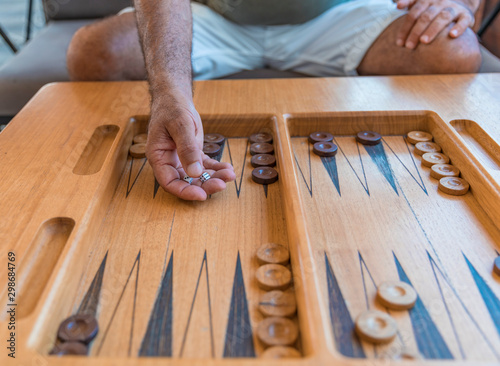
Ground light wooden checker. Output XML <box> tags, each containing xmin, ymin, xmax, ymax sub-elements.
<box><xmin>1</xmin><ymin>76</ymin><xmax>500</xmax><ymax>366</ymax></box>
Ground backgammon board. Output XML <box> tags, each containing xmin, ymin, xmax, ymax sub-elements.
<box><xmin>1</xmin><ymin>75</ymin><xmax>500</xmax><ymax>365</ymax></box>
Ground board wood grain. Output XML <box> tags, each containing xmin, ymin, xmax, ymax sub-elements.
<box><xmin>1</xmin><ymin>75</ymin><xmax>500</xmax><ymax>366</ymax></box>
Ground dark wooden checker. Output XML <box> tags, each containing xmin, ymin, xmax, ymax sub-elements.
<box><xmin>1</xmin><ymin>75</ymin><xmax>500</xmax><ymax>365</ymax></box>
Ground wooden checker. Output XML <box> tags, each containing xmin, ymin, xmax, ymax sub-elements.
<box><xmin>129</xmin><ymin>143</ymin><xmax>146</xmax><ymax>158</ymax></box>
<box><xmin>407</xmin><ymin>131</ymin><xmax>433</xmax><ymax>145</ymax></box>
<box><xmin>257</xmin><ymin>317</ymin><xmax>299</xmax><ymax>347</ymax></box>
<box><xmin>259</xmin><ymin>290</ymin><xmax>297</xmax><ymax>317</ymax></box>
<box><xmin>430</xmin><ymin>163</ymin><xmax>460</xmax><ymax>180</ymax></box>
<box><xmin>2</xmin><ymin>76</ymin><xmax>500</xmax><ymax>366</ymax></box>
<box><xmin>133</xmin><ymin>133</ymin><xmax>148</xmax><ymax>144</ymax></box>
<box><xmin>256</xmin><ymin>264</ymin><xmax>292</xmax><ymax>291</ymax></box>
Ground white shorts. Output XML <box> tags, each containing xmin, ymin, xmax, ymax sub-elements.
<box><xmin>120</xmin><ymin>1</ymin><xmax>405</xmax><ymax>79</ymax></box>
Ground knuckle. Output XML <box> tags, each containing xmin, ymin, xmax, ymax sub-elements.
<box><xmin>443</xmin><ymin>6</ymin><xmax>455</xmax><ymax>17</ymax></box>
<box><xmin>406</xmin><ymin>12</ymin><xmax>417</xmax><ymax>21</ymax></box>
<box><xmin>438</xmin><ymin>10</ymin><xmax>452</xmax><ymax>20</ymax></box>
<box><xmin>420</xmin><ymin>12</ymin><xmax>432</xmax><ymax>23</ymax></box>
<box><xmin>176</xmin><ymin>144</ymin><xmax>199</xmax><ymax>157</ymax></box>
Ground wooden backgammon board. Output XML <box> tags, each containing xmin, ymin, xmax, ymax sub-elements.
<box><xmin>1</xmin><ymin>75</ymin><xmax>500</xmax><ymax>365</ymax></box>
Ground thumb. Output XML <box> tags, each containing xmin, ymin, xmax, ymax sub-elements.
<box><xmin>170</xmin><ymin>118</ymin><xmax>203</xmax><ymax>177</ymax></box>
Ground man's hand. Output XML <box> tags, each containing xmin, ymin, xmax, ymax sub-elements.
<box><xmin>146</xmin><ymin>96</ymin><xmax>235</xmax><ymax>201</ymax></box>
<box><xmin>396</xmin><ymin>0</ymin><xmax>477</xmax><ymax>49</ymax></box>
<box><xmin>135</xmin><ymin>0</ymin><xmax>235</xmax><ymax>201</ymax></box>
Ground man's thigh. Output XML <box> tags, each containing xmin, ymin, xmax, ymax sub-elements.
<box><xmin>357</xmin><ymin>14</ymin><xmax>481</xmax><ymax>75</ymax></box>
<box><xmin>265</xmin><ymin>0</ymin><xmax>405</xmax><ymax>76</ymax></box>
<box><xmin>120</xmin><ymin>3</ymin><xmax>266</xmax><ymax>80</ymax></box>
<box><xmin>191</xmin><ymin>3</ymin><xmax>266</xmax><ymax>79</ymax></box>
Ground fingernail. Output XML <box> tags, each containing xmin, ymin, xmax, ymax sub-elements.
<box><xmin>450</xmin><ymin>29</ymin><xmax>458</xmax><ymax>37</ymax></box>
<box><xmin>406</xmin><ymin>41</ymin><xmax>414</xmax><ymax>49</ymax></box>
<box><xmin>421</xmin><ymin>35</ymin><xmax>428</xmax><ymax>43</ymax></box>
<box><xmin>187</xmin><ymin>162</ymin><xmax>202</xmax><ymax>177</ymax></box>
<box><xmin>396</xmin><ymin>39</ymin><xmax>404</xmax><ymax>47</ymax></box>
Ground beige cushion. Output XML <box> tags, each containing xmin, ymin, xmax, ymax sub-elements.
<box><xmin>0</xmin><ymin>20</ymin><xmax>94</xmax><ymax>116</ymax></box>
<box><xmin>43</xmin><ymin>0</ymin><xmax>131</xmax><ymax>20</ymax></box>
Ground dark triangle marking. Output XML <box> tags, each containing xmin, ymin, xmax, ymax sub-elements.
<box><xmin>223</xmin><ymin>252</ymin><xmax>255</xmax><ymax>358</ymax></box>
<box><xmin>96</xmin><ymin>251</ymin><xmax>142</xmax><ymax>355</ymax></box>
<box><xmin>154</xmin><ymin>178</ymin><xmax>160</xmax><ymax>199</ymax></box>
<box><xmin>358</xmin><ymin>252</ymin><xmax>377</xmax><ymax>310</ymax></box>
<box><xmin>358</xmin><ymin>252</ymin><xmax>378</xmax><ymax>357</ymax></box>
<box><xmin>214</xmin><ymin>140</ymin><xmax>226</xmax><ymax>162</ymax></box>
<box><xmin>321</xmin><ymin>156</ymin><xmax>341</xmax><ymax>196</ymax></box>
<box><xmin>163</xmin><ymin>212</ymin><xmax>175</xmax><ymax>273</ymax></box>
<box><xmin>325</xmin><ymin>253</ymin><xmax>366</xmax><ymax>358</ymax></box>
<box><xmin>363</xmin><ymin>143</ymin><xmax>398</xmax><ymax>195</ymax></box>
<box><xmin>126</xmin><ymin>158</ymin><xmax>148</xmax><ymax>198</ymax></box>
<box><xmin>139</xmin><ymin>252</ymin><xmax>174</xmax><ymax>357</ymax></box>
<box><xmin>427</xmin><ymin>252</ymin><xmax>465</xmax><ymax>359</ymax></box>
<box><xmin>126</xmin><ymin>158</ymin><xmax>134</xmax><ymax>196</ymax></box>
<box><xmin>427</xmin><ymin>251</ymin><xmax>500</xmax><ymax>360</ymax></box>
<box><xmin>226</xmin><ymin>139</ymin><xmax>248</xmax><ymax>198</ymax></box>
<box><xmin>293</xmin><ymin>138</ymin><xmax>312</xmax><ymax>197</ymax></box>
<box><xmin>396</xmin><ymin>179</ymin><xmax>443</xmax><ymax>267</ymax></box>
<box><xmin>129</xmin><ymin>251</ymin><xmax>141</xmax><ymax>356</ymax></box>
<box><xmin>463</xmin><ymin>254</ymin><xmax>500</xmax><ymax>337</ymax></box>
<box><xmin>358</xmin><ymin>252</ymin><xmax>404</xmax><ymax>348</ymax></box>
<box><xmin>394</xmin><ymin>253</ymin><xmax>453</xmax><ymax>359</ymax></box>
<box><xmin>333</xmin><ymin>137</ymin><xmax>369</xmax><ymax>196</ymax></box>
<box><xmin>496</xmin><ymin>250</ymin><xmax>500</xmax><ymax>256</ymax></box>
<box><xmin>179</xmin><ymin>251</ymin><xmax>215</xmax><ymax>358</ymax></box>
<box><xmin>78</xmin><ymin>251</ymin><xmax>108</xmax><ymax>316</ymax></box>
<box><xmin>208</xmin><ymin>140</ymin><xmax>227</xmax><ymax>199</ymax></box>
<box><xmin>263</xmin><ymin>184</ymin><xmax>268</xmax><ymax>198</ymax></box>
<box><xmin>206</xmin><ymin>252</ymin><xmax>215</xmax><ymax>358</ymax></box>
<box><xmin>383</xmin><ymin>138</ymin><xmax>428</xmax><ymax>194</ymax></box>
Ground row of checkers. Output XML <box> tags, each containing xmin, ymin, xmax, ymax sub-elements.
<box><xmin>308</xmin><ymin>130</ymin><xmax>471</xmax><ymax>196</ymax></box>
<box><xmin>204</xmin><ymin>132</ymin><xmax>279</xmax><ymax>185</ymax></box>
<box><xmin>254</xmin><ymin>243</ymin><xmax>301</xmax><ymax>358</ymax></box>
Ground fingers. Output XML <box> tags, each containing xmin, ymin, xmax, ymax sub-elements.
<box><xmin>168</xmin><ymin>115</ymin><xmax>204</xmax><ymax>178</ymax></box>
<box><xmin>397</xmin><ymin>0</ymin><xmax>416</xmax><ymax>9</ymax></box>
<box><xmin>193</xmin><ymin>176</ymin><xmax>227</xmax><ymax>195</ymax></box>
<box><xmin>397</xmin><ymin>1</ymin><xmax>472</xmax><ymax>49</ymax></box>
<box><xmin>150</xmin><ymin>160</ymin><xmax>208</xmax><ymax>201</ymax></box>
<box><xmin>406</xmin><ymin>4</ymin><xmax>442</xmax><ymax>49</ymax></box>
<box><xmin>152</xmin><ymin>159</ymin><xmax>235</xmax><ymax>201</ymax></box>
<box><xmin>450</xmin><ymin>12</ymin><xmax>474</xmax><ymax>38</ymax></box>
<box><xmin>418</xmin><ymin>7</ymin><xmax>454</xmax><ymax>45</ymax></box>
<box><xmin>202</xmin><ymin>156</ymin><xmax>236</xmax><ymax>182</ymax></box>
<box><xmin>396</xmin><ymin>1</ymin><xmax>429</xmax><ymax>47</ymax></box>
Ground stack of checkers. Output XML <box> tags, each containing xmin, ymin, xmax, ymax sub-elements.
<box><xmin>250</xmin><ymin>132</ymin><xmax>279</xmax><ymax>185</ymax></box>
<box><xmin>406</xmin><ymin>131</ymin><xmax>470</xmax><ymax>196</ymax></box>
<box><xmin>129</xmin><ymin>133</ymin><xmax>148</xmax><ymax>159</ymax></box>
<box><xmin>354</xmin><ymin>281</ymin><xmax>421</xmax><ymax>359</ymax></box>
<box><xmin>254</xmin><ymin>243</ymin><xmax>301</xmax><ymax>358</ymax></box>
<box><xmin>203</xmin><ymin>133</ymin><xmax>225</xmax><ymax>157</ymax></box>
<box><xmin>309</xmin><ymin>131</ymin><xmax>337</xmax><ymax>157</ymax></box>
<box><xmin>50</xmin><ymin>314</ymin><xmax>99</xmax><ymax>356</ymax></box>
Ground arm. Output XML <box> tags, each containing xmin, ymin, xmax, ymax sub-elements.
<box><xmin>395</xmin><ymin>0</ymin><xmax>480</xmax><ymax>49</ymax></box>
<box><xmin>134</xmin><ymin>0</ymin><xmax>235</xmax><ymax>200</ymax></box>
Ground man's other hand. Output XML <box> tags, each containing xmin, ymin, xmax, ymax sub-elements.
<box><xmin>396</xmin><ymin>0</ymin><xmax>475</xmax><ymax>49</ymax></box>
<box><xmin>146</xmin><ymin>96</ymin><xmax>236</xmax><ymax>201</ymax></box>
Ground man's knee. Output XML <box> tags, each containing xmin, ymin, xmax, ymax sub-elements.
<box><xmin>67</xmin><ymin>22</ymin><xmax>120</xmax><ymax>81</ymax></box>
<box><xmin>421</xmin><ymin>26</ymin><xmax>481</xmax><ymax>74</ymax></box>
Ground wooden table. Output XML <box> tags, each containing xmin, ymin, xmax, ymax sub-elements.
<box><xmin>1</xmin><ymin>75</ymin><xmax>500</xmax><ymax>365</ymax></box>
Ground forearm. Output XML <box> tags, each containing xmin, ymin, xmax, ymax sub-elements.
<box><xmin>134</xmin><ymin>0</ymin><xmax>193</xmax><ymax>103</ymax></box>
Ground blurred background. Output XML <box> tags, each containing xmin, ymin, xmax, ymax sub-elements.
<box><xmin>0</xmin><ymin>0</ymin><xmax>45</xmax><ymax>67</ymax></box>
<box><xmin>0</xmin><ymin>0</ymin><xmax>499</xmax><ymax>130</ymax></box>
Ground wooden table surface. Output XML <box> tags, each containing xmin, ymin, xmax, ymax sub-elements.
<box><xmin>1</xmin><ymin>74</ymin><xmax>500</xmax><ymax>366</ymax></box>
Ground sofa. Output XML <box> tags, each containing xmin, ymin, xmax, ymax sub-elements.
<box><xmin>1</xmin><ymin>0</ymin><xmax>500</xmax><ymax>123</ymax></box>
